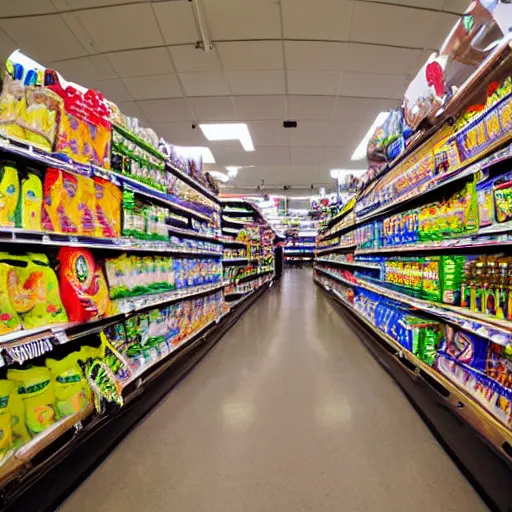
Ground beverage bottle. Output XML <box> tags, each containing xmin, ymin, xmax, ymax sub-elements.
<box><xmin>496</xmin><ymin>259</ymin><xmax>508</xmax><ymax>319</ymax></box>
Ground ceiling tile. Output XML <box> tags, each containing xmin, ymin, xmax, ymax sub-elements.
<box><xmin>251</xmin><ymin>147</ymin><xmax>290</xmax><ymax>166</ymax></box>
<box><xmin>289</xmin><ymin>121</ymin><xmax>328</xmax><ymax>147</ymax></box>
<box><xmin>324</xmin><ymin>121</ymin><xmax>370</xmax><ymax>148</ymax></box>
<box><xmin>368</xmin><ymin>0</ymin><xmax>444</xmax><ymax>7</ymax></box>
<box><xmin>340</xmin><ymin>72</ymin><xmax>406</xmax><ymax>99</ymax></box>
<box><xmin>170</xmin><ymin>46</ymin><xmax>222</xmax><ymax>73</ymax></box>
<box><xmin>75</xmin><ymin>4</ymin><xmax>163</xmax><ymax>52</ymax></box>
<box><xmin>321</xmin><ymin>146</ymin><xmax>353</xmax><ymax>166</ymax></box>
<box><xmin>116</xmin><ymin>101</ymin><xmax>149</xmax><ymax>123</ymax></box>
<box><xmin>88</xmin><ymin>79</ymin><xmax>133</xmax><ymax>103</ymax></box>
<box><xmin>248</xmin><ymin>121</ymin><xmax>289</xmax><ymax>147</ymax></box>
<box><xmin>426</xmin><ymin>12</ymin><xmax>459</xmax><ymax>49</ymax></box>
<box><xmin>153</xmin><ymin>2</ymin><xmax>199</xmax><ymax>45</ymax></box>
<box><xmin>288</xmin><ymin>96</ymin><xmax>336</xmax><ymax>120</ymax></box>
<box><xmin>234</xmin><ymin>96</ymin><xmax>287</xmax><ymax>120</ymax></box>
<box><xmin>290</xmin><ymin>147</ymin><xmax>322</xmax><ymax>165</ymax></box>
<box><xmin>281</xmin><ymin>0</ymin><xmax>354</xmax><ymax>41</ymax></box>
<box><xmin>0</xmin><ymin>15</ymin><xmax>86</xmax><ymax>62</ymax></box>
<box><xmin>51</xmin><ymin>57</ymin><xmax>106</xmax><ymax>83</ymax></box>
<box><xmin>333</xmin><ymin>97</ymin><xmax>398</xmax><ymax>121</ymax></box>
<box><xmin>212</xmin><ymin>145</ymin><xmax>257</xmax><ymax>166</ymax></box>
<box><xmin>179</xmin><ymin>72</ymin><xmax>231</xmax><ymax>97</ymax></box>
<box><xmin>190</xmin><ymin>97</ymin><xmax>237</xmax><ymax>121</ymax></box>
<box><xmin>343</xmin><ymin>44</ymin><xmax>422</xmax><ymax>76</ymax></box>
<box><xmin>226</xmin><ymin>71</ymin><xmax>285</xmax><ymax>95</ymax></box>
<box><xmin>350</xmin><ymin>3</ymin><xmax>439</xmax><ymax>48</ymax></box>
<box><xmin>284</xmin><ymin>41</ymin><xmax>345</xmax><ymax>71</ymax></box>
<box><xmin>123</xmin><ymin>74</ymin><xmax>182</xmax><ymax>100</ymax></box>
<box><xmin>203</xmin><ymin>0</ymin><xmax>281</xmax><ymax>40</ymax></box>
<box><xmin>107</xmin><ymin>48</ymin><xmax>174</xmax><ymax>78</ymax></box>
<box><xmin>55</xmin><ymin>0</ymin><xmax>146</xmax><ymax>7</ymax></box>
<box><xmin>217</xmin><ymin>41</ymin><xmax>283</xmax><ymax>71</ymax></box>
<box><xmin>443</xmin><ymin>0</ymin><xmax>471</xmax><ymax>13</ymax></box>
<box><xmin>90</xmin><ymin>54</ymin><xmax>118</xmax><ymax>80</ymax></box>
<box><xmin>138</xmin><ymin>98</ymin><xmax>195</xmax><ymax>123</ymax></box>
<box><xmin>287</xmin><ymin>71</ymin><xmax>341</xmax><ymax>96</ymax></box>
<box><xmin>148</xmin><ymin>122</ymin><xmax>208</xmax><ymax>146</ymax></box>
<box><xmin>0</xmin><ymin>0</ymin><xmax>56</xmax><ymax>16</ymax></box>
<box><xmin>0</xmin><ymin>29</ymin><xmax>20</xmax><ymax>65</ymax></box>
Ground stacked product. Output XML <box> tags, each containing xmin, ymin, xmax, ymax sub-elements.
<box><xmin>314</xmin><ymin>1</ymin><xmax>512</xmax><ymax>460</ymax></box>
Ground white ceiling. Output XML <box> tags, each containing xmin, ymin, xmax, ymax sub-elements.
<box><xmin>0</xmin><ymin>0</ymin><xmax>466</xmax><ymax>189</ymax></box>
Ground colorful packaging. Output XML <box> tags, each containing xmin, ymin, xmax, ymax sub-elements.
<box><xmin>46</xmin><ymin>353</ymin><xmax>91</xmax><ymax>417</ymax></box>
<box><xmin>7</xmin><ymin>367</ymin><xmax>58</xmax><ymax>437</ymax></box>
<box><xmin>18</xmin><ymin>167</ymin><xmax>43</xmax><ymax>231</ymax></box>
<box><xmin>94</xmin><ymin>177</ymin><xmax>121</xmax><ymax>238</ymax></box>
<box><xmin>0</xmin><ymin>162</ymin><xmax>20</xmax><ymax>228</ymax></box>
<box><xmin>58</xmin><ymin>247</ymin><xmax>111</xmax><ymax>322</ymax></box>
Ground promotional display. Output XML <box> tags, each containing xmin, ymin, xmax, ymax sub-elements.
<box><xmin>315</xmin><ymin>5</ymin><xmax>512</xmax><ymax>470</ymax></box>
<box><xmin>0</xmin><ymin>51</ymin><xmax>275</xmax><ymax>501</ymax></box>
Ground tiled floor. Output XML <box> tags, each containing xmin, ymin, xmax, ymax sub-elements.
<box><xmin>60</xmin><ymin>268</ymin><xmax>486</xmax><ymax>512</ymax></box>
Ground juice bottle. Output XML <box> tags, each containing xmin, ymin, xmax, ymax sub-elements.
<box><xmin>483</xmin><ymin>258</ymin><xmax>497</xmax><ymax>316</ymax></box>
<box><xmin>471</xmin><ymin>259</ymin><xmax>485</xmax><ymax>312</ymax></box>
<box><xmin>496</xmin><ymin>259</ymin><xmax>508</xmax><ymax>319</ymax></box>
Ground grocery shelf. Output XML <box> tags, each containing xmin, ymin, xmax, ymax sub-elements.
<box><xmin>167</xmin><ymin>225</ymin><xmax>220</xmax><ymax>243</ymax></box>
<box><xmin>314</xmin><ymin>266</ymin><xmax>358</xmax><ymax>289</ymax></box>
<box><xmin>316</xmin><ymin>258</ymin><xmax>381</xmax><ymax>271</ymax></box>
<box><xmin>315</xmin><ymin>278</ymin><xmax>512</xmax><ymax>464</ymax></box>
<box><xmin>0</xmin><ymin>227</ymin><xmax>223</xmax><ymax>256</ymax></box>
<box><xmin>166</xmin><ymin>161</ymin><xmax>220</xmax><ymax>206</ymax></box>
<box><xmin>356</xmin><ymin>230</ymin><xmax>512</xmax><ymax>255</ymax></box>
<box><xmin>0</xmin><ymin>403</ymin><xmax>95</xmax><ymax>488</ymax></box>
<box><xmin>354</xmin><ymin>275</ymin><xmax>512</xmax><ymax>348</ymax></box>
<box><xmin>114</xmin><ymin>282</ymin><xmax>225</xmax><ymax>314</ymax></box>
<box><xmin>121</xmin><ymin>316</ymin><xmax>219</xmax><ymax>389</ymax></box>
<box><xmin>0</xmin><ymin>282</ymin><xmax>225</xmax><ymax>367</ymax></box>
<box><xmin>0</xmin><ymin>136</ymin><xmax>218</xmax><ymax>224</ymax></box>
<box><xmin>315</xmin><ymin>243</ymin><xmax>357</xmax><ymax>255</ymax></box>
<box><xmin>222</xmin><ymin>258</ymin><xmax>261</xmax><ymax>265</ymax></box>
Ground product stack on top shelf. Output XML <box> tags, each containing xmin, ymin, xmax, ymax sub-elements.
<box><xmin>0</xmin><ymin>50</ymin><xmax>274</xmax><ymax>499</ymax></box>
<box><xmin>220</xmin><ymin>197</ymin><xmax>275</xmax><ymax>306</ymax></box>
<box><xmin>315</xmin><ymin>2</ymin><xmax>512</xmax><ymax>468</ymax></box>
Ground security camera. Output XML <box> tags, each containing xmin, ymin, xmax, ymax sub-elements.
<box><xmin>191</xmin><ymin>124</ymin><xmax>197</xmax><ymax>129</ymax></box>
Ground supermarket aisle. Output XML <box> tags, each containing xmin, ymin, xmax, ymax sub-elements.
<box><xmin>60</xmin><ymin>269</ymin><xmax>486</xmax><ymax>512</ymax></box>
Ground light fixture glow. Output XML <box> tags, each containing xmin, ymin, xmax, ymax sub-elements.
<box><xmin>330</xmin><ymin>169</ymin><xmax>366</xmax><ymax>179</ymax></box>
<box><xmin>225</xmin><ymin>166</ymin><xmax>240</xmax><ymax>178</ymax></box>
<box><xmin>174</xmin><ymin>146</ymin><xmax>215</xmax><ymax>164</ymax></box>
<box><xmin>200</xmin><ymin>123</ymin><xmax>254</xmax><ymax>151</ymax></box>
<box><xmin>351</xmin><ymin>112</ymin><xmax>390</xmax><ymax>161</ymax></box>
<box><xmin>208</xmin><ymin>171</ymin><xmax>229</xmax><ymax>183</ymax></box>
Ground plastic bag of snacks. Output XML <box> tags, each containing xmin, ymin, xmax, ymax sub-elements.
<box><xmin>46</xmin><ymin>353</ymin><xmax>92</xmax><ymax>418</ymax></box>
<box><xmin>7</xmin><ymin>367</ymin><xmax>58</xmax><ymax>437</ymax></box>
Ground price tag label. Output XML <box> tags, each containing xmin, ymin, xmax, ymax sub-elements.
<box><xmin>54</xmin><ymin>331</ymin><xmax>69</xmax><ymax>344</ymax></box>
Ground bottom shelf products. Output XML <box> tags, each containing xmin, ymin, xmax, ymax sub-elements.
<box><xmin>224</xmin><ymin>274</ymin><xmax>272</xmax><ymax>298</ymax></box>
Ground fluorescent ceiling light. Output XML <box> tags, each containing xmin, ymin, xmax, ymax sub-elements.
<box><xmin>351</xmin><ymin>112</ymin><xmax>390</xmax><ymax>161</ymax></box>
<box><xmin>175</xmin><ymin>146</ymin><xmax>215</xmax><ymax>164</ymax></box>
<box><xmin>200</xmin><ymin>123</ymin><xmax>254</xmax><ymax>151</ymax></box>
<box><xmin>330</xmin><ymin>169</ymin><xmax>366</xmax><ymax>179</ymax></box>
<box><xmin>225</xmin><ymin>166</ymin><xmax>240</xmax><ymax>178</ymax></box>
<box><xmin>208</xmin><ymin>171</ymin><xmax>229</xmax><ymax>183</ymax></box>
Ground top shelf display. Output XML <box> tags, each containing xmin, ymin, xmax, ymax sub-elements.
<box><xmin>319</xmin><ymin>4</ymin><xmax>512</xmax><ymax>240</ymax></box>
<box><xmin>0</xmin><ymin>51</ymin><xmax>219</xmax><ymax>211</ymax></box>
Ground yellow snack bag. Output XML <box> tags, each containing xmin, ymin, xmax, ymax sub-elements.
<box><xmin>0</xmin><ymin>381</ymin><xmax>13</xmax><ymax>458</ymax></box>
<box><xmin>46</xmin><ymin>353</ymin><xmax>91</xmax><ymax>417</ymax></box>
<box><xmin>7</xmin><ymin>367</ymin><xmax>58</xmax><ymax>437</ymax></box>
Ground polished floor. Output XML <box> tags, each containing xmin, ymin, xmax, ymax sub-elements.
<box><xmin>60</xmin><ymin>269</ymin><xmax>486</xmax><ymax>512</ymax></box>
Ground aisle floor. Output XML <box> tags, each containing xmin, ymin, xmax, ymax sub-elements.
<box><xmin>60</xmin><ymin>269</ymin><xmax>486</xmax><ymax>512</ymax></box>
